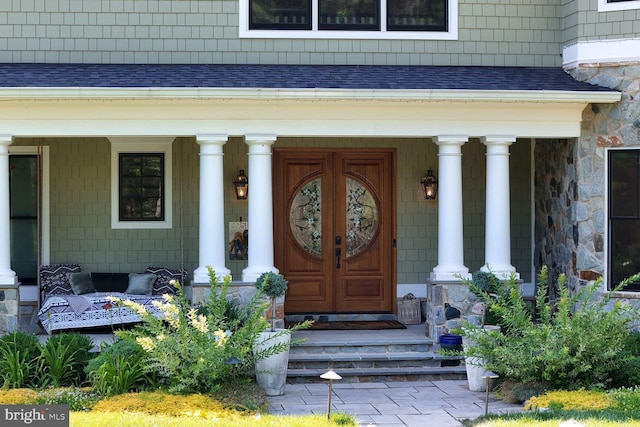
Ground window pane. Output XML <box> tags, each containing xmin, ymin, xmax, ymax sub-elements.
<box><xmin>610</xmin><ymin>219</ymin><xmax>640</xmax><ymax>290</ymax></box>
<box><xmin>387</xmin><ymin>0</ymin><xmax>447</xmax><ymax>31</ymax></box>
<box><xmin>250</xmin><ymin>0</ymin><xmax>311</xmax><ymax>29</ymax></box>
<box><xmin>610</xmin><ymin>151</ymin><xmax>639</xmax><ymax>217</ymax></box>
<box><xmin>319</xmin><ymin>0</ymin><xmax>379</xmax><ymax>30</ymax></box>
<box><xmin>290</xmin><ymin>178</ymin><xmax>322</xmax><ymax>257</ymax></box>
<box><xmin>119</xmin><ymin>153</ymin><xmax>164</xmax><ymax>221</ymax></box>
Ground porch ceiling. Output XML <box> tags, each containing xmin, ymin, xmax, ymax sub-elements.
<box><xmin>0</xmin><ymin>64</ymin><xmax>620</xmax><ymax>139</ymax></box>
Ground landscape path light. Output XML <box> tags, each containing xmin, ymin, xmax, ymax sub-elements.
<box><xmin>320</xmin><ymin>369</ymin><xmax>342</xmax><ymax>419</ymax></box>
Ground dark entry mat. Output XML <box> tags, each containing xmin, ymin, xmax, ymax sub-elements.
<box><xmin>286</xmin><ymin>319</ymin><xmax>407</xmax><ymax>330</ymax></box>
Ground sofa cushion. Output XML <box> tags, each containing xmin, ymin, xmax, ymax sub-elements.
<box><xmin>67</xmin><ymin>271</ymin><xmax>96</xmax><ymax>295</ymax></box>
<box><xmin>40</xmin><ymin>264</ymin><xmax>81</xmax><ymax>295</ymax></box>
<box><xmin>126</xmin><ymin>273</ymin><xmax>156</xmax><ymax>295</ymax></box>
<box><xmin>145</xmin><ymin>266</ymin><xmax>187</xmax><ymax>295</ymax></box>
<box><xmin>91</xmin><ymin>273</ymin><xmax>129</xmax><ymax>293</ymax></box>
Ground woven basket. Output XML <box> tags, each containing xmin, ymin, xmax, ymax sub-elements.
<box><xmin>397</xmin><ymin>294</ymin><xmax>421</xmax><ymax>325</ymax></box>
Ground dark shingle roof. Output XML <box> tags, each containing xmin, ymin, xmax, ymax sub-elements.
<box><xmin>0</xmin><ymin>63</ymin><xmax>611</xmax><ymax>92</ymax></box>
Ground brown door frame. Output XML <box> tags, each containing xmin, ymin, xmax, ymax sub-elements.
<box><xmin>274</xmin><ymin>147</ymin><xmax>397</xmax><ymax>314</ymax></box>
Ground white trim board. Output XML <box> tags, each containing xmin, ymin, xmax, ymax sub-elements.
<box><xmin>563</xmin><ymin>38</ymin><xmax>640</xmax><ymax>67</ymax></box>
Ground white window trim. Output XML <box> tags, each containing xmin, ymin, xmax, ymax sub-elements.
<box><xmin>109</xmin><ymin>137</ymin><xmax>174</xmax><ymax>230</ymax></box>
<box><xmin>598</xmin><ymin>0</ymin><xmax>640</xmax><ymax>12</ymax></box>
<box><xmin>239</xmin><ymin>0</ymin><xmax>458</xmax><ymax>40</ymax></box>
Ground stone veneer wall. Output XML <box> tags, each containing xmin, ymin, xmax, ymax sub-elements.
<box><xmin>425</xmin><ymin>281</ymin><xmax>482</xmax><ymax>341</ymax></box>
<box><xmin>533</xmin><ymin>138</ymin><xmax>580</xmax><ymax>295</ymax></box>
<box><xmin>556</xmin><ymin>63</ymin><xmax>640</xmax><ymax>294</ymax></box>
<box><xmin>0</xmin><ymin>284</ymin><xmax>19</xmax><ymax>335</ymax></box>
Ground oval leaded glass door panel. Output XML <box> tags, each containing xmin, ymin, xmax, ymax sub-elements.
<box><xmin>346</xmin><ymin>177</ymin><xmax>378</xmax><ymax>257</ymax></box>
<box><xmin>289</xmin><ymin>178</ymin><xmax>322</xmax><ymax>257</ymax></box>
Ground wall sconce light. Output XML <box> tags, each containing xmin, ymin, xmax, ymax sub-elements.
<box><xmin>420</xmin><ymin>170</ymin><xmax>438</xmax><ymax>200</ymax></box>
<box><xmin>233</xmin><ymin>169</ymin><xmax>248</xmax><ymax>200</ymax></box>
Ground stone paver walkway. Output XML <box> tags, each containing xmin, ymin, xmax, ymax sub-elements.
<box><xmin>267</xmin><ymin>380</ymin><xmax>524</xmax><ymax>426</ymax></box>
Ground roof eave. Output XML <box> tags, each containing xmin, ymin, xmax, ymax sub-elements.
<box><xmin>0</xmin><ymin>87</ymin><xmax>622</xmax><ymax>103</ymax></box>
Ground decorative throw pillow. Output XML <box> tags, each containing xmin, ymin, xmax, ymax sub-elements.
<box><xmin>67</xmin><ymin>271</ymin><xmax>96</xmax><ymax>295</ymax></box>
<box><xmin>145</xmin><ymin>266</ymin><xmax>187</xmax><ymax>295</ymax></box>
<box><xmin>39</xmin><ymin>264</ymin><xmax>81</xmax><ymax>295</ymax></box>
<box><xmin>126</xmin><ymin>273</ymin><xmax>156</xmax><ymax>295</ymax></box>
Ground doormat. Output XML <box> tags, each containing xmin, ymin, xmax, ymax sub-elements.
<box><xmin>286</xmin><ymin>319</ymin><xmax>407</xmax><ymax>330</ymax></box>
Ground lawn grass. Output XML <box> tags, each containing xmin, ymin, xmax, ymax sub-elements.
<box><xmin>71</xmin><ymin>411</ymin><xmax>352</xmax><ymax>427</ymax></box>
<box><xmin>466</xmin><ymin>409</ymin><xmax>640</xmax><ymax>426</ymax></box>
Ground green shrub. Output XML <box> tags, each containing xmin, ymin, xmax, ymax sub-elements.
<box><xmin>468</xmin><ymin>270</ymin><xmax>506</xmax><ymax>326</ymax></box>
<box><xmin>114</xmin><ymin>266</ymin><xmax>309</xmax><ymax>394</ymax></box>
<box><xmin>611</xmin><ymin>356</ymin><xmax>640</xmax><ymax>388</ymax></box>
<box><xmin>460</xmin><ymin>266</ymin><xmax>640</xmax><ymax>390</ymax></box>
<box><xmin>40</xmin><ymin>333</ymin><xmax>93</xmax><ymax>387</ymax></box>
<box><xmin>85</xmin><ymin>339</ymin><xmax>154</xmax><ymax>397</ymax></box>
<box><xmin>0</xmin><ymin>332</ymin><xmax>42</xmax><ymax>388</ymax></box>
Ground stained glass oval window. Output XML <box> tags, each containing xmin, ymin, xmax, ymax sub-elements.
<box><xmin>289</xmin><ymin>178</ymin><xmax>322</xmax><ymax>257</ymax></box>
<box><xmin>346</xmin><ymin>177</ymin><xmax>378</xmax><ymax>257</ymax></box>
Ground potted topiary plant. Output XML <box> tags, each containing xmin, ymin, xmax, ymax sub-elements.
<box><xmin>252</xmin><ymin>271</ymin><xmax>306</xmax><ymax>396</ymax></box>
<box><xmin>256</xmin><ymin>271</ymin><xmax>288</xmax><ymax>332</ymax></box>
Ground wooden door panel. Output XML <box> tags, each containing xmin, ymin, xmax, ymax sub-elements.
<box><xmin>274</xmin><ymin>152</ymin><xmax>334</xmax><ymax>313</ymax></box>
<box><xmin>336</xmin><ymin>153</ymin><xmax>393</xmax><ymax>312</ymax></box>
<box><xmin>275</xmin><ymin>148</ymin><xmax>395</xmax><ymax>314</ymax></box>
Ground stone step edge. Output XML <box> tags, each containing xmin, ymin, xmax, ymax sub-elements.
<box><xmin>289</xmin><ymin>352</ymin><xmax>462</xmax><ymax>362</ymax></box>
<box><xmin>286</xmin><ymin>366</ymin><xmax>467</xmax><ymax>377</ymax></box>
<box><xmin>292</xmin><ymin>337</ymin><xmax>434</xmax><ymax>347</ymax></box>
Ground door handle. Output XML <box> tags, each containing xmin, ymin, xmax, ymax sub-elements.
<box><xmin>335</xmin><ymin>247</ymin><xmax>341</xmax><ymax>269</ymax></box>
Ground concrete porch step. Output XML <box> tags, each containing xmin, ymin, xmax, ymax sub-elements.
<box><xmin>286</xmin><ymin>365</ymin><xmax>467</xmax><ymax>383</ymax></box>
<box><xmin>287</xmin><ymin>325</ymin><xmax>465</xmax><ymax>383</ymax></box>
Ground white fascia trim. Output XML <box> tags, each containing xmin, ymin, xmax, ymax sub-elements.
<box><xmin>563</xmin><ymin>38</ymin><xmax>640</xmax><ymax>67</ymax></box>
<box><xmin>598</xmin><ymin>0</ymin><xmax>640</xmax><ymax>12</ymax></box>
<box><xmin>0</xmin><ymin>87</ymin><xmax>621</xmax><ymax>104</ymax></box>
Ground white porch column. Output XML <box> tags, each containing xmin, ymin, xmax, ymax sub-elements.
<box><xmin>481</xmin><ymin>136</ymin><xmax>519</xmax><ymax>279</ymax></box>
<box><xmin>242</xmin><ymin>134</ymin><xmax>278</xmax><ymax>282</ymax></box>
<box><xmin>0</xmin><ymin>135</ymin><xmax>16</xmax><ymax>285</ymax></box>
<box><xmin>430</xmin><ymin>136</ymin><xmax>470</xmax><ymax>281</ymax></box>
<box><xmin>194</xmin><ymin>134</ymin><xmax>231</xmax><ymax>283</ymax></box>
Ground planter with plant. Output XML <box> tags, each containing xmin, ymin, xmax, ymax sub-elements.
<box><xmin>253</xmin><ymin>271</ymin><xmax>311</xmax><ymax>396</ymax></box>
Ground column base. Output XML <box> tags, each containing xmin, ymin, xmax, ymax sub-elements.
<box><xmin>430</xmin><ymin>266</ymin><xmax>471</xmax><ymax>282</ymax></box>
<box><xmin>480</xmin><ymin>264</ymin><xmax>520</xmax><ymax>280</ymax></box>
<box><xmin>194</xmin><ymin>266</ymin><xmax>231</xmax><ymax>284</ymax></box>
<box><xmin>242</xmin><ymin>266</ymin><xmax>279</xmax><ymax>283</ymax></box>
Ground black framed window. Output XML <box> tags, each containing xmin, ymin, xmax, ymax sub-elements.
<box><xmin>609</xmin><ymin>150</ymin><xmax>640</xmax><ymax>291</ymax></box>
<box><xmin>119</xmin><ymin>153</ymin><xmax>164</xmax><ymax>222</ymax></box>
<box><xmin>387</xmin><ymin>0</ymin><xmax>447</xmax><ymax>31</ymax></box>
<box><xmin>607</xmin><ymin>0</ymin><xmax>636</xmax><ymax>3</ymax></box>
<box><xmin>250</xmin><ymin>0</ymin><xmax>311</xmax><ymax>29</ymax></box>
<box><xmin>248</xmin><ymin>0</ymin><xmax>448</xmax><ymax>32</ymax></box>
<box><xmin>319</xmin><ymin>0</ymin><xmax>379</xmax><ymax>31</ymax></box>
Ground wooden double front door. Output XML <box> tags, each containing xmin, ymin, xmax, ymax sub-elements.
<box><xmin>274</xmin><ymin>148</ymin><xmax>396</xmax><ymax>313</ymax></box>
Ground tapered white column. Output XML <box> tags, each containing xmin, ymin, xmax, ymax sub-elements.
<box><xmin>481</xmin><ymin>136</ymin><xmax>519</xmax><ymax>279</ymax></box>
<box><xmin>194</xmin><ymin>134</ymin><xmax>231</xmax><ymax>283</ymax></box>
<box><xmin>242</xmin><ymin>134</ymin><xmax>278</xmax><ymax>282</ymax></box>
<box><xmin>0</xmin><ymin>135</ymin><xmax>16</xmax><ymax>285</ymax></box>
<box><xmin>430</xmin><ymin>136</ymin><xmax>470</xmax><ymax>281</ymax></box>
